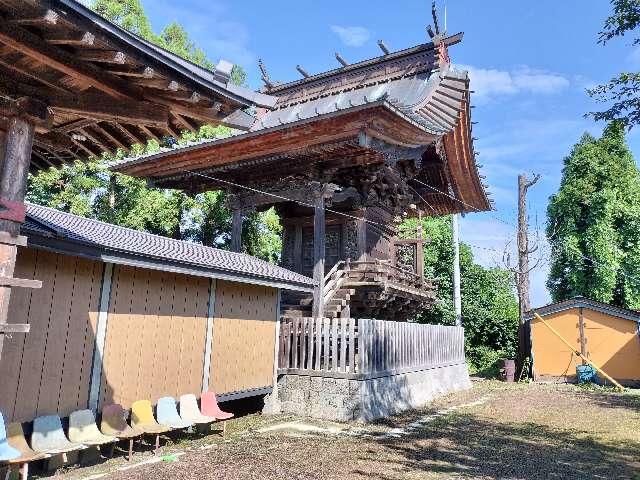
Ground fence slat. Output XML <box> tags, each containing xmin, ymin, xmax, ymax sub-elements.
<box><xmin>300</xmin><ymin>318</ymin><xmax>307</xmax><ymax>369</ymax></box>
<box><xmin>348</xmin><ymin>318</ymin><xmax>356</xmax><ymax>373</ymax></box>
<box><xmin>314</xmin><ymin>318</ymin><xmax>322</xmax><ymax>370</ymax></box>
<box><xmin>331</xmin><ymin>318</ymin><xmax>339</xmax><ymax>372</ymax></box>
<box><xmin>340</xmin><ymin>318</ymin><xmax>347</xmax><ymax>372</ymax></box>
<box><xmin>323</xmin><ymin>318</ymin><xmax>330</xmax><ymax>371</ymax></box>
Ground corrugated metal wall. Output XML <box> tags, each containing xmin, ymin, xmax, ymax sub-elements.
<box><xmin>0</xmin><ymin>248</ymin><xmax>279</xmax><ymax>422</ymax></box>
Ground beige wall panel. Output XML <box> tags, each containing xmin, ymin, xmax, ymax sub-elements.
<box><xmin>100</xmin><ymin>267</ymin><xmax>209</xmax><ymax>409</ymax></box>
<box><xmin>0</xmin><ymin>249</ymin><xmax>102</xmax><ymax>422</ymax></box>
<box><xmin>583</xmin><ymin>309</ymin><xmax>640</xmax><ymax>380</ymax></box>
<box><xmin>531</xmin><ymin>308</ymin><xmax>582</xmax><ymax>377</ymax></box>
<box><xmin>210</xmin><ymin>280</ymin><xmax>277</xmax><ymax>395</ymax></box>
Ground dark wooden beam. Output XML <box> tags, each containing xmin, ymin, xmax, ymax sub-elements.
<box><xmin>50</xmin><ymin>93</ymin><xmax>168</xmax><ymax>128</ymax></box>
<box><xmin>113</xmin><ymin>123</ymin><xmax>144</xmax><ymax>145</ymax></box>
<box><xmin>139</xmin><ymin>125</ymin><xmax>160</xmax><ymax>142</ymax></box>
<box><xmin>79</xmin><ymin>128</ymin><xmax>112</xmax><ymax>155</ymax></box>
<box><xmin>10</xmin><ymin>8</ymin><xmax>58</xmax><ymax>26</ymax></box>
<box><xmin>42</xmin><ymin>30</ymin><xmax>95</xmax><ymax>47</ymax></box>
<box><xmin>0</xmin><ymin>20</ymin><xmax>138</xmax><ymax>100</ymax></box>
<box><xmin>106</xmin><ymin>66</ymin><xmax>154</xmax><ymax>78</ymax></box>
<box><xmin>54</xmin><ymin>118</ymin><xmax>96</xmax><ymax>134</ymax></box>
<box><xmin>95</xmin><ymin>123</ymin><xmax>128</xmax><ymax>151</ymax></box>
<box><xmin>76</xmin><ymin>49</ymin><xmax>127</xmax><ymax>64</ymax></box>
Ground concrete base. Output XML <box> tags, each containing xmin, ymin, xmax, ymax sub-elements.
<box><xmin>269</xmin><ymin>362</ymin><xmax>472</xmax><ymax>422</ymax></box>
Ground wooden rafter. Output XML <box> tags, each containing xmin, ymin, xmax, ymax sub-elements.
<box><xmin>94</xmin><ymin>123</ymin><xmax>128</xmax><ymax>151</ymax></box>
<box><xmin>0</xmin><ymin>20</ymin><xmax>138</xmax><ymax>100</ymax></box>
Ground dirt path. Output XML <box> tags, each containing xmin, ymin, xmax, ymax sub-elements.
<box><xmin>43</xmin><ymin>381</ymin><xmax>640</xmax><ymax>480</ymax></box>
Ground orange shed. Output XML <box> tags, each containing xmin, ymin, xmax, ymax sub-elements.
<box><xmin>526</xmin><ymin>298</ymin><xmax>640</xmax><ymax>385</ymax></box>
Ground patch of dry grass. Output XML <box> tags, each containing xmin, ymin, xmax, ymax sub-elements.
<box><xmin>42</xmin><ymin>382</ymin><xmax>640</xmax><ymax>480</ymax></box>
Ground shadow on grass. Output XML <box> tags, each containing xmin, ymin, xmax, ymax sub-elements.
<box><xmin>572</xmin><ymin>389</ymin><xmax>640</xmax><ymax>412</ymax></box>
<box><xmin>363</xmin><ymin>414</ymin><xmax>640</xmax><ymax>480</ymax></box>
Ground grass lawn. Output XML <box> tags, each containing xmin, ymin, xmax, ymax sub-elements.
<box><xmin>47</xmin><ymin>381</ymin><xmax>640</xmax><ymax>480</ymax></box>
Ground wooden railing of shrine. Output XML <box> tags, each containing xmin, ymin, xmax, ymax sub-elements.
<box><xmin>322</xmin><ymin>259</ymin><xmax>433</xmax><ymax>309</ymax></box>
<box><xmin>278</xmin><ymin>318</ymin><xmax>466</xmax><ymax>379</ymax></box>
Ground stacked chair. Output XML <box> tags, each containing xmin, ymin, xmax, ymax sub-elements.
<box><xmin>3</xmin><ymin>423</ymin><xmax>48</xmax><ymax>480</ymax></box>
<box><xmin>130</xmin><ymin>400</ymin><xmax>171</xmax><ymax>455</ymax></box>
<box><xmin>100</xmin><ymin>404</ymin><xmax>144</xmax><ymax>462</ymax></box>
<box><xmin>0</xmin><ymin>391</ymin><xmax>235</xmax><ymax>478</ymax></box>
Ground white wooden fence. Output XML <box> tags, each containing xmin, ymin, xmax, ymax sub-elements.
<box><xmin>278</xmin><ymin>318</ymin><xmax>466</xmax><ymax>379</ymax></box>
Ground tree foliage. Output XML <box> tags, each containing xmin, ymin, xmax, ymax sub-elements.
<box><xmin>398</xmin><ymin>216</ymin><xmax>519</xmax><ymax>360</ymax></box>
<box><xmin>546</xmin><ymin>121</ymin><xmax>640</xmax><ymax>309</ymax></box>
<box><xmin>588</xmin><ymin>0</ymin><xmax>640</xmax><ymax>126</ymax></box>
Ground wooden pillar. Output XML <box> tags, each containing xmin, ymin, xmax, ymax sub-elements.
<box><xmin>0</xmin><ymin>115</ymin><xmax>36</xmax><ymax>360</ymax></box>
<box><xmin>312</xmin><ymin>192</ymin><xmax>325</xmax><ymax>318</ymax></box>
<box><xmin>231</xmin><ymin>209</ymin><xmax>243</xmax><ymax>253</ymax></box>
<box><xmin>356</xmin><ymin>214</ymin><xmax>367</xmax><ymax>262</ymax></box>
<box><xmin>293</xmin><ymin>223</ymin><xmax>303</xmax><ymax>273</ymax></box>
<box><xmin>416</xmin><ymin>213</ymin><xmax>424</xmax><ymax>281</ymax></box>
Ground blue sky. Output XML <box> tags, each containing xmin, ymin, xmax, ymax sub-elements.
<box><xmin>139</xmin><ymin>0</ymin><xmax>637</xmax><ymax>306</ymax></box>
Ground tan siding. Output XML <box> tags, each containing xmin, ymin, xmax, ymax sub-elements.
<box><xmin>531</xmin><ymin>308</ymin><xmax>582</xmax><ymax>377</ymax></box>
<box><xmin>0</xmin><ymin>249</ymin><xmax>103</xmax><ymax>422</ymax></box>
<box><xmin>583</xmin><ymin>310</ymin><xmax>640</xmax><ymax>381</ymax></box>
<box><xmin>99</xmin><ymin>266</ymin><xmax>209</xmax><ymax>409</ymax></box>
<box><xmin>210</xmin><ymin>280</ymin><xmax>277</xmax><ymax>395</ymax></box>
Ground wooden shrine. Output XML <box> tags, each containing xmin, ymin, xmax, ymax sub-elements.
<box><xmin>115</xmin><ymin>20</ymin><xmax>492</xmax><ymax>321</ymax></box>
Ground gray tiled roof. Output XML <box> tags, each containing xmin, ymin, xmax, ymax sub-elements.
<box><xmin>23</xmin><ymin>203</ymin><xmax>314</xmax><ymax>290</ymax></box>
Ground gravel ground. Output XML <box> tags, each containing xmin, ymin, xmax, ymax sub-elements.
<box><xmin>33</xmin><ymin>381</ymin><xmax>640</xmax><ymax>480</ymax></box>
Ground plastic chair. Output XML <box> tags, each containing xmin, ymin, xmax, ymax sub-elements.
<box><xmin>156</xmin><ymin>397</ymin><xmax>193</xmax><ymax>429</ymax></box>
<box><xmin>130</xmin><ymin>400</ymin><xmax>170</xmax><ymax>454</ymax></box>
<box><xmin>4</xmin><ymin>423</ymin><xmax>48</xmax><ymax>480</ymax></box>
<box><xmin>200</xmin><ymin>392</ymin><xmax>234</xmax><ymax>420</ymax></box>
<box><xmin>31</xmin><ymin>415</ymin><xmax>85</xmax><ymax>455</ymax></box>
<box><xmin>179</xmin><ymin>394</ymin><xmax>216</xmax><ymax>425</ymax></box>
<box><xmin>68</xmin><ymin>409</ymin><xmax>117</xmax><ymax>446</ymax></box>
<box><xmin>0</xmin><ymin>412</ymin><xmax>20</xmax><ymax>462</ymax></box>
<box><xmin>101</xmin><ymin>404</ymin><xmax>144</xmax><ymax>461</ymax></box>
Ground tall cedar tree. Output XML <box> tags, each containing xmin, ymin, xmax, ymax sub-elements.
<box><xmin>27</xmin><ymin>0</ymin><xmax>279</xmax><ymax>258</ymax></box>
<box><xmin>547</xmin><ymin>121</ymin><xmax>640</xmax><ymax>308</ymax></box>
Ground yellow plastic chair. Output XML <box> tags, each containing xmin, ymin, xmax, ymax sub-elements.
<box><xmin>101</xmin><ymin>404</ymin><xmax>144</xmax><ymax>462</ymax></box>
<box><xmin>130</xmin><ymin>400</ymin><xmax>171</xmax><ymax>454</ymax></box>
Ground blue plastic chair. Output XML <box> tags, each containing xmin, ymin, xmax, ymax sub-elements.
<box><xmin>156</xmin><ymin>397</ymin><xmax>193</xmax><ymax>429</ymax></box>
<box><xmin>0</xmin><ymin>411</ymin><xmax>20</xmax><ymax>462</ymax></box>
<box><xmin>31</xmin><ymin>415</ymin><xmax>85</xmax><ymax>455</ymax></box>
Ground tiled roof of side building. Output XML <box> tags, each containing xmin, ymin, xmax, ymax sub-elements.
<box><xmin>22</xmin><ymin>203</ymin><xmax>315</xmax><ymax>291</ymax></box>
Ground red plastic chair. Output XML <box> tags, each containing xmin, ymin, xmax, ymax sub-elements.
<box><xmin>200</xmin><ymin>392</ymin><xmax>233</xmax><ymax>420</ymax></box>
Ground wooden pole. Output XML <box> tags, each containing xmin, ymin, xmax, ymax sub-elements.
<box><xmin>532</xmin><ymin>312</ymin><xmax>624</xmax><ymax>391</ymax></box>
<box><xmin>312</xmin><ymin>191</ymin><xmax>325</xmax><ymax>318</ymax></box>
<box><xmin>0</xmin><ymin>115</ymin><xmax>35</xmax><ymax>360</ymax></box>
<box><xmin>451</xmin><ymin>214</ymin><xmax>462</xmax><ymax>327</ymax></box>
<box><xmin>231</xmin><ymin>209</ymin><xmax>242</xmax><ymax>253</ymax></box>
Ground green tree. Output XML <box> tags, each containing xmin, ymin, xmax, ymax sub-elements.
<box><xmin>92</xmin><ymin>0</ymin><xmax>156</xmax><ymax>41</ymax></box>
<box><xmin>588</xmin><ymin>0</ymin><xmax>640</xmax><ymax>126</ymax></box>
<box><xmin>546</xmin><ymin>121</ymin><xmax>640</xmax><ymax>309</ymax></box>
<box><xmin>398</xmin><ymin>216</ymin><xmax>519</xmax><ymax>363</ymax></box>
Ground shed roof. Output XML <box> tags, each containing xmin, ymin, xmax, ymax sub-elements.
<box><xmin>22</xmin><ymin>203</ymin><xmax>314</xmax><ymax>292</ymax></box>
<box><xmin>525</xmin><ymin>297</ymin><xmax>640</xmax><ymax>323</ymax></box>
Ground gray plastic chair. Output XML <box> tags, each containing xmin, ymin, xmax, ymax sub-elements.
<box><xmin>31</xmin><ymin>415</ymin><xmax>85</xmax><ymax>455</ymax></box>
<box><xmin>68</xmin><ymin>409</ymin><xmax>117</xmax><ymax>446</ymax></box>
<box><xmin>156</xmin><ymin>397</ymin><xmax>193</xmax><ymax>429</ymax></box>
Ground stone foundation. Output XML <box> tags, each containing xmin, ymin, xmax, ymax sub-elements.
<box><xmin>268</xmin><ymin>362</ymin><xmax>472</xmax><ymax>422</ymax></box>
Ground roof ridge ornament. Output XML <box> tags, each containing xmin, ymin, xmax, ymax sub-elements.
<box><xmin>427</xmin><ymin>2</ymin><xmax>451</xmax><ymax>69</ymax></box>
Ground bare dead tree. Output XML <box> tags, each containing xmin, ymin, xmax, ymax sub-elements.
<box><xmin>502</xmin><ymin>173</ymin><xmax>541</xmax><ymax>376</ymax></box>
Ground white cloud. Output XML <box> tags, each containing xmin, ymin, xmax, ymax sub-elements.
<box><xmin>330</xmin><ymin>25</ymin><xmax>371</xmax><ymax>47</ymax></box>
<box><xmin>457</xmin><ymin>65</ymin><xmax>570</xmax><ymax>104</ymax></box>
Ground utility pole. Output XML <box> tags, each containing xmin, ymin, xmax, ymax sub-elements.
<box><xmin>452</xmin><ymin>213</ymin><xmax>462</xmax><ymax>327</ymax></box>
<box><xmin>516</xmin><ymin>173</ymin><xmax>540</xmax><ymax>373</ymax></box>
